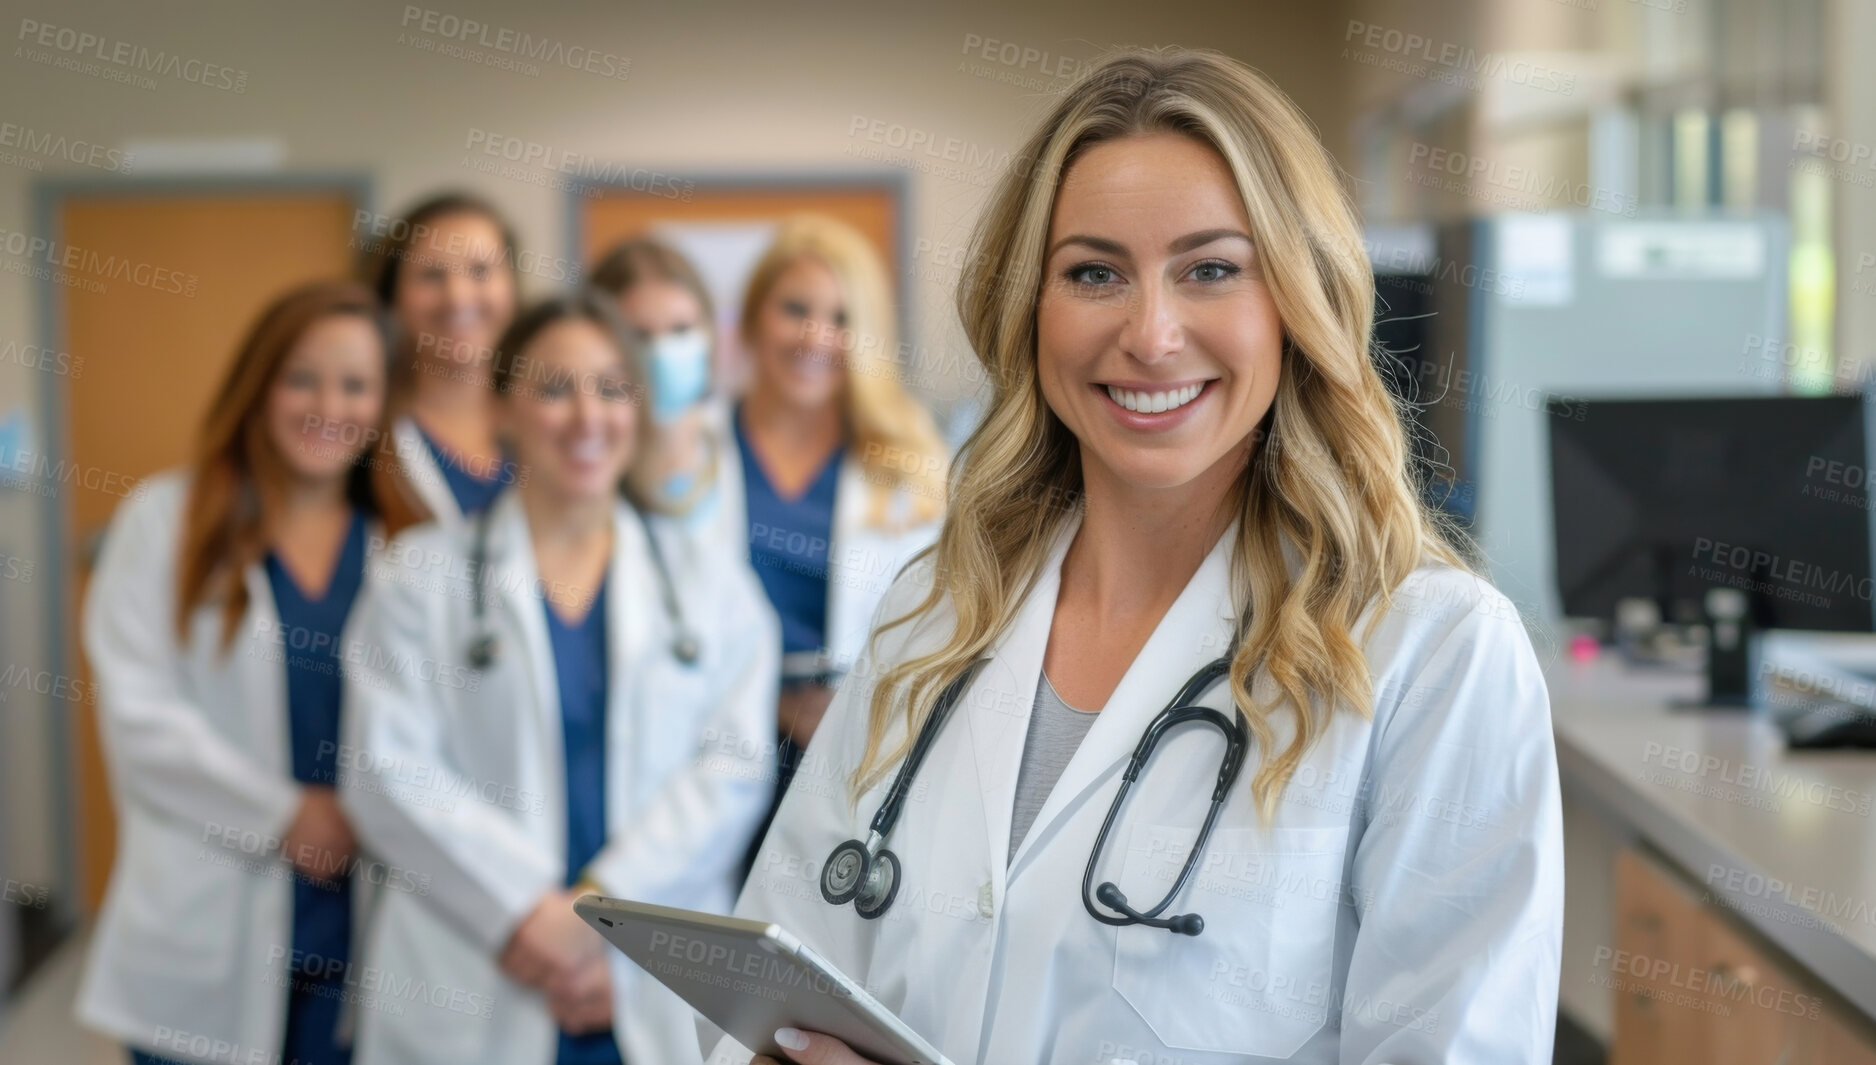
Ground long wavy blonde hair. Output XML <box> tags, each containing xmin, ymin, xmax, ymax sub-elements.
<box><xmin>852</xmin><ymin>47</ymin><xmax>1473</xmax><ymax>818</ymax></box>
<box><xmin>739</xmin><ymin>214</ymin><xmax>947</xmax><ymax>526</ymax></box>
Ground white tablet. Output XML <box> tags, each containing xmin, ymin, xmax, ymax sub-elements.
<box><xmin>573</xmin><ymin>895</ymin><xmax>952</xmax><ymax>1065</ymax></box>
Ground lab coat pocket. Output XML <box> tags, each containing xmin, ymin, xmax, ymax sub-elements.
<box><xmin>636</xmin><ymin>661</ymin><xmax>718</xmax><ymax>774</ymax></box>
<box><xmin>357</xmin><ymin>895</ymin><xmax>499</xmax><ymax>1061</ymax></box>
<box><xmin>119</xmin><ymin>822</ymin><xmax>245</xmax><ymax>982</ymax></box>
<box><xmin>1111</xmin><ymin>823</ymin><xmax>1349</xmax><ymax>1059</ymax></box>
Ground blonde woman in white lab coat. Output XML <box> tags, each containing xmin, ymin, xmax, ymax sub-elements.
<box><xmin>723</xmin><ymin>48</ymin><xmax>1562</xmax><ymax>1065</ymax></box>
<box><xmin>77</xmin><ymin>281</ymin><xmax>428</xmax><ymax>1065</ymax></box>
<box><xmin>339</xmin><ymin>290</ymin><xmax>779</xmax><ymax>1065</ymax></box>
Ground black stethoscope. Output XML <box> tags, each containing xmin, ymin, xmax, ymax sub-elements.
<box><xmin>465</xmin><ymin>501</ymin><xmax>701</xmax><ymax>670</ymax></box>
<box><xmin>820</xmin><ymin>654</ymin><xmax>1249</xmax><ymax>934</ymax></box>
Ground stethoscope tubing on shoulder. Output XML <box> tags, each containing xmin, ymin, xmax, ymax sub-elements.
<box><xmin>464</xmin><ymin>500</ymin><xmax>702</xmax><ymax>670</ymax></box>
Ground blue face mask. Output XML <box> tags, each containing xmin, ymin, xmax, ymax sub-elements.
<box><xmin>647</xmin><ymin>329</ymin><xmax>711</xmax><ymax>423</ymax></box>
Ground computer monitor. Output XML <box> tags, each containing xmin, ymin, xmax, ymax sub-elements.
<box><xmin>1547</xmin><ymin>394</ymin><xmax>1876</xmax><ymax>635</ymax></box>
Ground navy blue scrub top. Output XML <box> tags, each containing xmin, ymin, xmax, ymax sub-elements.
<box><xmin>542</xmin><ymin>579</ymin><xmax>622</xmax><ymax>1065</ymax></box>
<box><xmin>415</xmin><ymin>422</ymin><xmax>509</xmax><ymax>518</ymax></box>
<box><xmin>264</xmin><ymin>509</ymin><xmax>368</xmax><ymax>981</ymax></box>
<box><xmin>734</xmin><ymin>406</ymin><xmax>841</xmax><ymax>657</ymax></box>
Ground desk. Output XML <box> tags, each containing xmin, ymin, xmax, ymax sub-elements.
<box><xmin>1549</xmin><ymin>655</ymin><xmax>1876</xmax><ymax>1048</ymax></box>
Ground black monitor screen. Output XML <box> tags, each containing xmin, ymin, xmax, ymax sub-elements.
<box><xmin>1548</xmin><ymin>394</ymin><xmax>1875</xmax><ymax>633</ymax></box>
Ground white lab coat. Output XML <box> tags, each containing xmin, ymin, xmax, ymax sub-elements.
<box><xmin>706</xmin><ymin>401</ymin><xmax>942</xmax><ymax>677</ymax></box>
<box><xmin>76</xmin><ymin>471</ymin><xmax>386</xmax><ymax>1063</ymax></box>
<box><xmin>339</xmin><ymin>488</ymin><xmax>780</xmax><ymax>1065</ymax></box>
<box><xmin>715</xmin><ymin>515</ymin><xmax>1564</xmax><ymax>1065</ymax></box>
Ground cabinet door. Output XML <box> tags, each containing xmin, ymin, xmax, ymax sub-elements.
<box><xmin>1610</xmin><ymin>847</ymin><xmax>1876</xmax><ymax>1065</ymax></box>
<box><xmin>1687</xmin><ymin>899</ymin><xmax>1806</xmax><ymax>1064</ymax></box>
<box><xmin>1611</xmin><ymin>849</ymin><xmax>1707</xmax><ymax>1065</ymax></box>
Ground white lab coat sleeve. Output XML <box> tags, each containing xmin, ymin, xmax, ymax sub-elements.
<box><xmin>700</xmin><ymin>677</ymin><xmax>861</xmax><ymax>1065</ymax></box>
<box><xmin>338</xmin><ymin>552</ymin><xmax>562</xmax><ymax>956</ymax></box>
<box><xmin>583</xmin><ymin>563</ymin><xmax>781</xmax><ymax>901</ymax></box>
<box><xmin>1339</xmin><ymin>589</ymin><xmax>1564</xmax><ymax>1065</ymax></box>
<box><xmin>699</xmin><ymin>567</ymin><xmax>929</xmax><ymax>1065</ymax></box>
<box><xmin>82</xmin><ymin>478</ymin><xmax>303</xmax><ymax>844</ymax></box>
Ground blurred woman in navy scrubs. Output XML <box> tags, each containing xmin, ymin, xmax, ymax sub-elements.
<box><xmin>368</xmin><ymin>191</ymin><xmax>523</xmax><ymax>527</ymax></box>
<box><xmin>76</xmin><ymin>281</ymin><xmax>427</xmax><ymax>1065</ymax></box>
<box><xmin>340</xmin><ymin>291</ymin><xmax>778</xmax><ymax>1065</ymax></box>
<box><xmin>590</xmin><ymin>237</ymin><xmax>733</xmax><ymax>543</ymax></box>
<box><xmin>724</xmin><ymin>216</ymin><xmax>948</xmax><ymax>825</ymax></box>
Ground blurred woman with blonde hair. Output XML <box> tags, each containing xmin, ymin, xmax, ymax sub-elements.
<box><xmin>725</xmin><ymin>214</ymin><xmax>948</xmax><ymax>810</ymax></box>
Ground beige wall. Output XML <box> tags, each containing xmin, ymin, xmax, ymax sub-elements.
<box><xmin>0</xmin><ymin>0</ymin><xmax>1353</xmax><ymax>906</ymax></box>
<box><xmin>1829</xmin><ymin>0</ymin><xmax>1876</xmax><ymax>385</ymax></box>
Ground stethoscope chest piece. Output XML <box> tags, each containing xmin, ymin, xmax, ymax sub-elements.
<box><xmin>854</xmin><ymin>850</ymin><xmax>899</xmax><ymax>920</ymax></box>
<box><xmin>820</xmin><ymin>839</ymin><xmax>870</xmax><ymax>905</ymax></box>
<box><xmin>820</xmin><ymin>836</ymin><xmax>900</xmax><ymax>919</ymax></box>
<box><xmin>673</xmin><ymin>631</ymin><xmax>702</xmax><ymax>667</ymax></box>
<box><xmin>467</xmin><ymin>633</ymin><xmax>499</xmax><ymax>671</ymax></box>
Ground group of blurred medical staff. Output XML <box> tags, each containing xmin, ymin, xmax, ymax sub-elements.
<box><xmin>73</xmin><ymin>192</ymin><xmax>950</xmax><ymax>1065</ymax></box>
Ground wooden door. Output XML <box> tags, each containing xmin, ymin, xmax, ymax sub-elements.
<box><xmin>55</xmin><ymin>184</ymin><xmax>362</xmax><ymax>911</ymax></box>
<box><xmin>580</xmin><ymin>183</ymin><xmax>899</xmax><ymax>274</ymax></box>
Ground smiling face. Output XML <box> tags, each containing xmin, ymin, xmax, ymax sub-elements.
<box><xmin>496</xmin><ymin>318</ymin><xmax>638</xmax><ymax>505</ymax></box>
<box><xmin>392</xmin><ymin>211</ymin><xmax>518</xmax><ymax>365</ymax></box>
<box><xmin>1036</xmin><ymin>130</ymin><xmax>1283</xmax><ymax>501</ymax></box>
<box><xmin>746</xmin><ymin>255</ymin><xmax>848</xmax><ymax>412</ymax></box>
<box><xmin>265</xmin><ymin>313</ymin><xmax>386</xmax><ymax>484</ymax></box>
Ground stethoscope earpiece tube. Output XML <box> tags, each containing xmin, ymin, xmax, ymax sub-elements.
<box><xmin>464</xmin><ymin>500</ymin><xmax>702</xmax><ymax>669</ymax></box>
<box><xmin>1094</xmin><ymin>882</ymin><xmax>1205</xmax><ymax>937</ymax></box>
<box><xmin>867</xmin><ymin>661</ymin><xmax>986</xmax><ymax>838</ymax></box>
<box><xmin>1080</xmin><ymin>657</ymin><xmax>1248</xmax><ymax>937</ymax></box>
<box><xmin>467</xmin><ymin>506</ymin><xmax>497</xmax><ymax>668</ymax></box>
<box><xmin>633</xmin><ymin>504</ymin><xmax>703</xmax><ymax>666</ymax></box>
<box><xmin>819</xmin><ymin>663</ymin><xmax>986</xmax><ymax>921</ymax></box>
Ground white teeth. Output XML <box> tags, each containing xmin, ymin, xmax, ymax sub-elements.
<box><xmin>567</xmin><ymin>438</ymin><xmax>605</xmax><ymax>462</ymax></box>
<box><xmin>1104</xmin><ymin>383</ymin><xmax>1203</xmax><ymax>414</ymax></box>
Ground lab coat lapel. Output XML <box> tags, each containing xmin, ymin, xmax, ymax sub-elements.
<box><xmin>1006</xmin><ymin>520</ymin><xmax>1241</xmax><ymax>875</ymax></box>
<box><xmin>823</xmin><ymin>455</ymin><xmax>871</xmax><ymax>670</ymax></box>
<box><xmin>709</xmin><ymin>401</ymin><xmax>749</xmax><ymax>548</ymax></box>
<box><xmin>238</xmin><ymin>563</ymin><xmax>292</xmax><ymax>777</ymax></box>
<box><xmin>484</xmin><ymin>491</ymin><xmax>564</xmax><ymax>799</ymax></box>
<box><xmin>960</xmin><ymin>516</ymin><xmax>1078</xmax><ymax>876</ymax></box>
<box><xmin>393</xmin><ymin>416</ymin><xmax>464</xmax><ymax>528</ymax></box>
<box><xmin>605</xmin><ymin>503</ymin><xmax>655</xmax><ymax>794</ymax></box>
